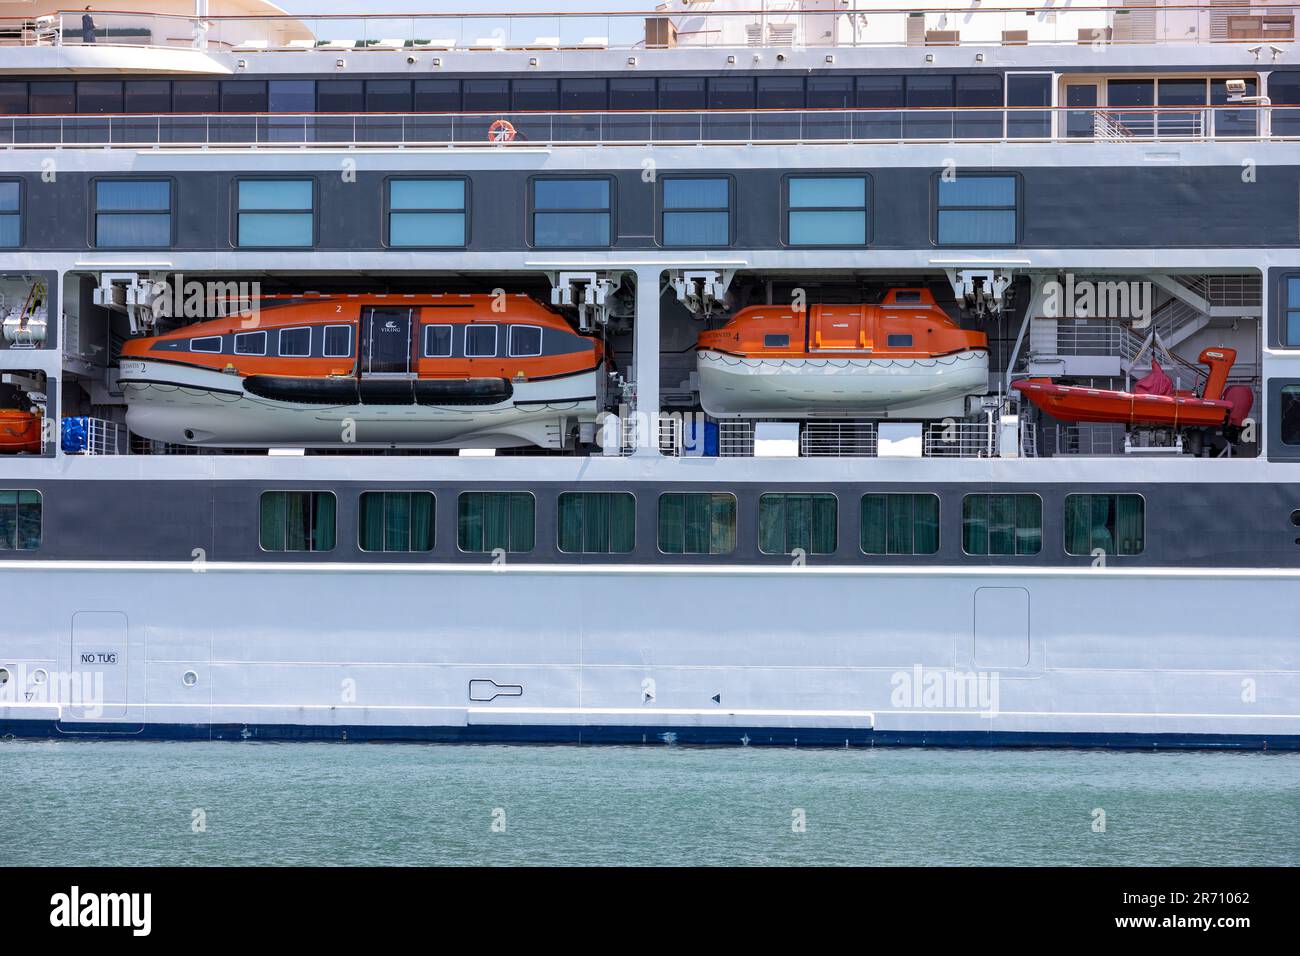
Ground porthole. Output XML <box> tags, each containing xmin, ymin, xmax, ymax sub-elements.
<box><xmin>1291</xmin><ymin>510</ymin><xmax>1300</xmax><ymax>527</ymax></box>
<box><xmin>0</xmin><ymin>667</ymin><xmax>9</xmax><ymax>687</ymax></box>
<box><xmin>32</xmin><ymin>668</ymin><xmax>47</xmax><ymax>685</ymax></box>
<box><xmin>182</xmin><ymin>670</ymin><xmax>198</xmax><ymax>687</ymax></box>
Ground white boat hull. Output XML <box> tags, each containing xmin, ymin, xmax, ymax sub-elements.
<box><xmin>697</xmin><ymin>349</ymin><xmax>990</xmax><ymax>419</ymax></box>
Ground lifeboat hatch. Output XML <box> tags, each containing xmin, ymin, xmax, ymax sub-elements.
<box><xmin>972</xmin><ymin>588</ymin><xmax>1030</xmax><ymax>669</ymax></box>
<box><xmin>468</xmin><ymin>679</ymin><xmax>524</xmax><ymax>702</ymax></box>
<box><xmin>812</xmin><ymin>306</ymin><xmax>868</xmax><ymax>351</ymax></box>
<box><xmin>360</xmin><ymin>306</ymin><xmax>414</xmax><ymax>377</ymax></box>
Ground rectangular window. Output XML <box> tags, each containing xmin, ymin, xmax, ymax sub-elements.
<box><xmin>191</xmin><ymin>336</ymin><xmax>222</xmax><ymax>353</ymax></box>
<box><xmin>465</xmin><ymin>325</ymin><xmax>497</xmax><ymax>358</ymax></box>
<box><xmin>532</xmin><ymin>178</ymin><xmax>611</xmax><ymax>247</ymax></box>
<box><xmin>788</xmin><ymin>176</ymin><xmax>867</xmax><ymax>246</ymax></box>
<box><xmin>94</xmin><ymin>180</ymin><xmax>171</xmax><ymax>248</ymax></box>
<box><xmin>236</xmin><ymin>179</ymin><xmax>313</xmax><ymax>248</ymax></box>
<box><xmin>259</xmin><ymin>491</ymin><xmax>336</xmax><ymax>552</ymax></box>
<box><xmin>359</xmin><ymin>491</ymin><xmax>435</xmax><ymax>553</ymax></box>
<box><xmin>423</xmin><ymin>324</ymin><xmax>453</xmax><ymax>358</ymax></box>
<box><xmin>323</xmin><ymin>325</ymin><xmax>352</xmax><ymax>359</ymax></box>
<box><xmin>279</xmin><ymin>327</ymin><xmax>311</xmax><ymax>357</ymax></box>
<box><xmin>558</xmin><ymin>492</ymin><xmax>636</xmax><ymax>554</ymax></box>
<box><xmin>509</xmin><ymin>325</ymin><xmax>542</xmax><ymax>358</ymax></box>
<box><xmin>457</xmin><ymin>492</ymin><xmax>535</xmax><ymax>553</ymax></box>
<box><xmin>861</xmin><ymin>493</ymin><xmax>939</xmax><ymax>555</ymax></box>
<box><xmin>0</xmin><ymin>181</ymin><xmax>20</xmax><ymax>248</ymax></box>
<box><xmin>234</xmin><ymin>331</ymin><xmax>266</xmax><ymax>356</ymax></box>
<box><xmin>936</xmin><ymin>175</ymin><xmax>1017</xmax><ymax>246</ymax></box>
<box><xmin>658</xmin><ymin>493</ymin><xmax>736</xmax><ymax>555</ymax></box>
<box><xmin>661</xmin><ymin>177</ymin><xmax>730</xmax><ymax>247</ymax></box>
<box><xmin>758</xmin><ymin>493</ymin><xmax>837</xmax><ymax>555</ymax></box>
<box><xmin>962</xmin><ymin>494</ymin><xmax>1041</xmax><ymax>555</ymax></box>
<box><xmin>1281</xmin><ymin>386</ymin><xmax>1300</xmax><ymax>446</ymax></box>
<box><xmin>764</xmin><ymin>334</ymin><xmax>790</xmax><ymax>348</ymax></box>
<box><xmin>1065</xmin><ymin>494</ymin><xmax>1144</xmax><ymax>557</ymax></box>
<box><xmin>0</xmin><ymin>490</ymin><xmax>41</xmax><ymax>551</ymax></box>
<box><xmin>1007</xmin><ymin>73</ymin><xmax>1052</xmax><ymax>139</ymax></box>
<box><xmin>1284</xmin><ymin>276</ymin><xmax>1300</xmax><ymax>347</ymax></box>
<box><xmin>388</xmin><ymin>178</ymin><xmax>466</xmax><ymax>248</ymax></box>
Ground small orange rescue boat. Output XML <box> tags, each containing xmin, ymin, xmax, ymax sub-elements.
<box><xmin>0</xmin><ymin>409</ymin><xmax>42</xmax><ymax>454</ymax></box>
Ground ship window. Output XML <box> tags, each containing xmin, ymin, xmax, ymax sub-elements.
<box><xmin>509</xmin><ymin>326</ymin><xmax>542</xmax><ymax>358</ymax></box>
<box><xmin>861</xmin><ymin>494</ymin><xmax>939</xmax><ymax>555</ymax></box>
<box><xmin>77</xmin><ymin>80</ymin><xmax>123</xmax><ymax>114</ymax></box>
<box><xmin>190</xmin><ymin>336</ymin><xmax>222</xmax><ymax>353</ymax></box>
<box><xmin>962</xmin><ymin>494</ymin><xmax>1041</xmax><ymax>556</ymax></box>
<box><xmin>532</xmin><ymin>178</ymin><xmax>611</xmax><ymax>248</ymax></box>
<box><xmin>323</xmin><ymin>325</ymin><xmax>352</xmax><ymax>359</ymax></box>
<box><xmin>512</xmin><ymin>78</ymin><xmax>559</xmax><ymax>112</ymax></box>
<box><xmin>29</xmin><ymin>81</ymin><xmax>73</xmax><ymax>114</ymax></box>
<box><xmin>662</xmin><ymin>177</ymin><xmax>730</xmax><ymax>247</ymax></box>
<box><xmin>608</xmin><ymin>77</ymin><xmax>656</xmax><ymax>111</ymax></box>
<box><xmin>365</xmin><ymin>80</ymin><xmax>412</xmax><ymax>113</ymax></box>
<box><xmin>887</xmin><ymin>334</ymin><xmax>914</xmax><ymax>347</ymax></box>
<box><xmin>173</xmin><ymin>80</ymin><xmax>218</xmax><ymax>114</ymax></box>
<box><xmin>387</xmin><ymin>178</ymin><xmax>466</xmax><ymax>248</ymax></box>
<box><xmin>423</xmin><ymin>325</ymin><xmax>453</xmax><ymax>358</ymax></box>
<box><xmin>758</xmin><ymin>493</ymin><xmax>837</xmax><ymax>555</ymax></box>
<box><xmin>764</xmin><ymin>334</ymin><xmax>790</xmax><ymax>348</ymax></box>
<box><xmin>279</xmin><ymin>327</ymin><xmax>311</xmax><ymax>358</ymax></box>
<box><xmin>124</xmin><ymin>80</ymin><xmax>171</xmax><ymax>114</ymax></box>
<box><xmin>359</xmin><ymin>491</ymin><xmax>435</xmax><ymax>553</ymax></box>
<box><xmin>0</xmin><ymin>181</ymin><xmax>20</xmax><ymax>248</ymax></box>
<box><xmin>1065</xmin><ymin>494</ymin><xmax>1144</xmax><ymax>557</ymax></box>
<box><xmin>414</xmin><ymin>79</ymin><xmax>461</xmax><ymax>112</ymax></box>
<box><xmin>234</xmin><ymin>331</ymin><xmax>266</xmax><ymax>356</ymax></box>
<box><xmin>221</xmin><ymin>80</ymin><xmax>267</xmax><ymax>114</ymax></box>
<box><xmin>236</xmin><ymin>179</ymin><xmax>314</xmax><ymax>248</ymax></box>
<box><xmin>93</xmin><ymin>179</ymin><xmax>172</xmax><ymax>249</ymax></box>
<box><xmin>1283</xmin><ymin>277</ymin><xmax>1300</xmax><ymax>347</ymax></box>
<box><xmin>1007</xmin><ymin>73</ymin><xmax>1052</xmax><ymax>139</ymax></box>
<box><xmin>465</xmin><ymin>325</ymin><xmax>497</xmax><ymax>358</ymax></box>
<box><xmin>1272</xmin><ymin>72</ymin><xmax>1300</xmax><ymax>136</ymax></box>
<box><xmin>561</xmin><ymin>78</ymin><xmax>607</xmax><ymax>112</ymax></box>
<box><xmin>1210</xmin><ymin>79</ymin><xmax>1258</xmax><ymax>137</ymax></box>
<box><xmin>0</xmin><ymin>82</ymin><xmax>27</xmax><ymax>115</ymax></box>
<box><xmin>787</xmin><ymin>176</ymin><xmax>867</xmax><ymax>247</ymax></box>
<box><xmin>457</xmin><ymin>492</ymin><xmax>534</xmax><ymax>553</ymax></box>
<box><xmin>259</xmin><ymin>491</ymin><xmax>336</xmax><ymax>553</ymax></box>
<box><xmin>462</xmin><ymin>80</ymin><xmax>508</xmax><ymax>113</ymax></box>
<box><xmin>558</xmin><ymin>492</ymin><xmax>636</xmax><ymax>554</ymax></box>
<box><xmin>317</xmin><ymin>80</ymin><xmax>363</xmax><ymax>113</ymax></box>
<box><xmin>658</xmin><ymin>493</ymin><xmax>736</xmax><ymax>555</ymax></box>
<box><xmin>936</xmin><ymin>175</ymin><xmax>1018</xmax><ymax>246</ymax></box>
<box><xmin>0</xmin><ymin>490</ymin><xmax>41</xmax><ymax>551</ymax></box>
<box><xmin>1280</xmin><ymin>387</ymin><xmax>1300</xmax><ymax>445</ymax></box>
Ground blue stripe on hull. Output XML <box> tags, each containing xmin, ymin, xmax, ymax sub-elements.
<box><xmin>1</xmin><ymin>719</ymin><xmax>1297</xmax><ymax>750</ymax></box>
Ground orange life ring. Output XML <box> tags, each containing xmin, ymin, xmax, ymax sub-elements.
<box><xmin>488</xmin><ymin>119</ymin><xmax>517</xmax><ymax>143</ymax></box>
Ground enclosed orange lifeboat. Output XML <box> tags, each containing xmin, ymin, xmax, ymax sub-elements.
<box><xmin>118</xmin><ymin>293</ymin><xmax>606</xmax><ymax>449</ymax></box>
<box><xmin>0</xmin><ymin>409</ymin><xmax>41</xmax><ymax>454</ymax></box>
<box><xmin>696</xmin><ymin>288</ymin><xmax>989</xmax><ymax>419</ymax></box>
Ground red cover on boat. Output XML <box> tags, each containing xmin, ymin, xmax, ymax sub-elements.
<box><xmin>1222</xmin><ymin>384</ymin><xmax>1254</xmax><ymax>427</ymax></box>
<box><xmin>1133</xmin><ymin>361</ymin><xmax>1173</xmax><ymax>397</ymax></box>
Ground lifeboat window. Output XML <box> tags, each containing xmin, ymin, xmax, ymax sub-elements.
<box><xmin>359</xmin><ymin>491</ymin><xmax>435</xmax><ymax>553</ymax></box>
<box><xmin>234</xmin><ymin>331</ymin><xmax>267</xmax><ymax>356</ymax></box>
<box><xmin>861</xmin><ymin>494</ymin><xmax>939</xmax><ymax>555</ymax></box>
<box><xmin>0</xmin><ymin>180</ymin><xmax>21</xmax><ymax>248</ymax></box>
<box><xmin>190</xmin><ymin>336</ymin><xmax>222</xmax><ymax>354</ymax></box>
<box><xmin>465</xmin><ymin>325</ymin><xmax>498</xmax><ymax>358</ymax></box>
<box><xmin>962</xmin><ymin>494</ymin><xmax>1041</xmax><ymax>556</ymax></box>
<box><xmin>279</xmin><ymin>327</ymin><xmax>311</xmax><ymax>358</ymax></box>
<box><xmin>758</xmin><ymin>493</ymin><xmax>837</xmax><ymax>556</ymax></box>
<box><xmin>423</xmin><ymin>325</ymin><xmax>453</xmax><ymax>358</ymax></box>
<box><xmin>763</xmin><ymin>334</ymin><xmax>790</xmax><ymax>349</ymax></box>
<box><xmin>558</xmin><ymin>492</ymin><xmax>636</xmax><ymax>554</ymax></box>
<box><xmin>323</xmin><ymin>325</ymin><xmax>352</xmax><ymax>359</ymax></box>
<box><xmin>0</xmin><ymin>490</ymin><xmax>41</xmax><ymax>551</ymax></box>
<box><xmin>509</xmin><ymin>326</ymin><xmax>543</xmax><ymax>358</ymax></box>
<box><xmin>458</xmin><ymin>492</ymin><xmax>534</xmax><ymax>554</ymax></box>
<box><xmin>1065</xmin><ymin>494</ymin><xmax>1144</xmax><ymax>557</ymax></box>
<box><xmin>887</xmin><ymin>334</ymin><xmax>914</xmax><ymax>348</ymax></box>
<box><xmin>658</xmin><ymin>493</ymin><xmax>736</xmax><ymax>555</ymax></box>
<box><xmin>786</xmin><ymin>176</ymin><xmax>867</xmax><ymax>247</ymax></box>
<box><xmin>259</xmin><ymin>491</ymin><xmax>335</xmax><ymax>553</ymax></box>
<box><xmin>891</xmin><ymin>292</ymin><xmax>922</xmax><ymax>304</ymax></box>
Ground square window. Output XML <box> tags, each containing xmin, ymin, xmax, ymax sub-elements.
<box><xmin>465</xmin><ymin>325</ymin><xmax>497</xmax><ymax>358</ymax></box>
<box><xmin>424</xmin><ymin>324</ymin><xmax>453</xmax><ymax>358</ymax></box>
<box><xmin>509</xmin><ymin>325</ymin><xmax>542</xmax><ymax>358</ymax></box>
<box><xmin>279</xmin><ymin>327</ymin><xmax>311</xmax><ymax>357</ymax></box>
<box><xmin>936</xmin><ymin>175</ymin><xmax>1018</xmax><ymax>246</ymax></box>
<box><xmin>236</xmin><ymin>179</ymin><xmax>314</xmax><ymax>248</ymax></box>
<box><xmin>532</xmin><ymin>178</ymin><xmax>611</xmax><ymax>248</ymax></box>
<box><xmin>787</xmin><ymin>176</ymin><xmax>868</xmax><ymax>247</ymax></box>
<box><xmin>323</xmin><ymin>325</ymin><xmax>352</xmax><ymax>359</ymax></box>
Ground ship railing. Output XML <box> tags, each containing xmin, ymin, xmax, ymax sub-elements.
<box><xmin>0</xmin><ymin>105</ymin><xmax>1290</xmax><ymax>149</ymax></box>
<box><xmin>61</xmin><ymin>417</ymin><xmax>128</xmax><ymax>456</ymax></box>
<box><xmin>3</xmin><ymin>5</ymin><xmax>1297</xmax><ymax>52</ymax></box>
<box><xmin>800</xmin><ymin>421</ymin><xmax>878</xmax><ymax>457</ymax></box>
<box><xmin>1047</xmin><ymin>422</ymin><xmax>1127</xmax><ymax>457</ymax></box>
<box><xmin>922</xmin><ymin>420</ymin><xmax>1001</xmax><ymax>458</ymax></box>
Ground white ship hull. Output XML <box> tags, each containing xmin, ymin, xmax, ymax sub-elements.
<box><xmin>697</xmin><ymin>350</ymin><xmax>990</xmax><ymax>419</ymax></box>
<box><xmin>119</xmin><ymin>360</ymin><xmax>601</xmax><ymax>449</ymax></box>
<box><xmin>2</xmin><ymin>562</ymin><xmax>1296</xmax><ymax>748</ymax></box>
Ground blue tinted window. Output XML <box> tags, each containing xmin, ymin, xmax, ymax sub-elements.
<box><xmin>534</xmin><ymin>179</ymin><xmax>608</xmax><ymax>210</ymax></box>
<box><xmin>787</xmin><ymin>176</ymin><xmax>868</xmax><ymax>246</ymax></box>
<box><xmin>936</xmin><ymin>175</ymin><xmax>1018</xmax><ymax>246</ymax></box>
<box><xmin>238</xmin><ymin>213</ymin><xmax>313</xmax><ymax>247</ymax></box>
<box><xmin>663</xmin><ymin>211</ymin><xmax>728</xmax><ymax>246</ymax></box>
<box><xmin>534</xmin><ymin>213</ymin><xmax>609</xmax><ymax>247</ymax></box>
<box><xmin>390</xmin><ymin>213</ymin><xmax>464</xmax><ymax>247</ymax></box>
<box><xmin>237</xmin><ymin>179</ymin><xmax>313</xmax><ymax>247</ymax></box>
<box><xmin>1286</xmin><ymin>277</ymin><xmax>1300</xmax><ymax>346</ymax></box>
<box><xmin>533</xmin><ymin>178</ymin><xmax>611</xmax><ymax>247</ymax></box>
<box><xmin>391</xmin><ymin>179</ymin><xmax>463</xmax><ymax>210</ymax></box>
<box><xmin>96</xmin><ymin>215</ymin><xmax>171</xmax><ymax>248</ymax></box>
<box><xmin>94</xmin><ymin>180</ymin><xmax>171</xmax><ymax>248</ymax></box>
<box><xmin>0</xmin><ymin>181</ymin><xmax>18</xmax><ymax>248</ymax></box>
<box><xmin>938</xmin><ymin>176</ymin><xmax>1017</xmax><ymax>208</ymax></box>
<box><xmin>96</xmin><ymin>180</ymin><xmax>170</xmax><ymax>210</ymax></box>
<box><xmin>663</xmin><ymin>177</ymin><xmax>729</xmax><ymax>247</ymax></box>
<box><xmin>238</xmin><ymin>179</ymin><xmax>312</xmax><ymax>211</ymax></box>
<box><xmin>789</xmin><ymin>177</ymin><xmax>864</xmax><ymax>208</ymax></box>
<box><xmin>663</xmin><ymin>178</ymin><xmax>728</xmax><ymax>209</ymax></box>
<box><xmin>0</xmin><ymin>182</ymin><xmax>21</xmax><ymax>212</ymax></box>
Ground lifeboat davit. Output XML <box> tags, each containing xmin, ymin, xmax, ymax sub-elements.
<box><xmin>118</xmin><ymin>294</ymin><xmax>605</xmax><ymax>449</ymax></box>
<box><xmin>0</xmin><ymin>409</ymin><xmax>42</xmax><ymax>454</ymax></box>
<box><xmin>695</xmin><ymin>288</ymin><xmax>989</xmax><ymax>419</ymax></box>
<box><xmin>1012</xmin><ymin>347</ymin><xmax>1250</xmax><ymax>430</ymax></box>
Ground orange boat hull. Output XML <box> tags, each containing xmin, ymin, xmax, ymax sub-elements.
<box><xmin>1012</xmin><ymin>379</ymin><xmax>1230</xmax><ymax>428</ymax></box>
<box><xmin>0</xmin><ymin>409</ymin><xmax>41</xmax><ymax>453</ymax></box>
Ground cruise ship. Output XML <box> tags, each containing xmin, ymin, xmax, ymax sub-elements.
<box><xmin>0</xmin><ymin>0</ymin><xmax>1297</xmax><ymax>747</ymax></box>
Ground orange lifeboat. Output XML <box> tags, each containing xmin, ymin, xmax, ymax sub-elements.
<box><xmin>1012</xmin><ymin>348</ymin><xmax>1249</xmax><ymax>429</ymax></box>
<box><xmin>696</xmin><ymin>288</ymin><xmax>989</xmax><ymax>419</ymax></box>
<box><xmin>0</xmin><ymin>409</ymin><xmax>41</xmax><ymax>454</ymax></box>
<box><xmin>117</xmin><ymin>293</ymin><xmax>606</xmax><ymax>449</ymax></box>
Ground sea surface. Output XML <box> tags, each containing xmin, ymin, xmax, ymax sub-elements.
<box><xmin>0</xmin><ymin>741</ymin><xmax>1295</xmax><ymax>866</ymax></box>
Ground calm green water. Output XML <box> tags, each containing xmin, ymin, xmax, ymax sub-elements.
<box><xmin>0</xmin><ymin>742</ymin><xmax>1295</xmax><ymax>866</ymax></box>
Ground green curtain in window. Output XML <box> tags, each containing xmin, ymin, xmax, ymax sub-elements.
<box><xmin>1015</xmin><ymin>495</ymin><xmax>1041</xmax><ymax>555</ymax></box>
<box><xmin>1089</xmin><ymin>494</ymin><xmax>1113</xmax><ymax>556</ymax></box>
<box><xmin>684</xmin><ymin>493</ymin><xmax>709</xmax><ymax>554</ymax></box>
<box><xmin>607</xmin><ymin>494</ymin><xmax>635</xmax><ymax>554</ymax></box>
<box><xmin>360</xmin><ymin>493</ymin><xmax>386</xmax><ymax>552</ymax></box>
<box><xmin>963</xmin><ymin>495</ymin><xmax>989</xmax><ymax>555</ymax></box>
<box><xmin>584</xmin><ymin>492</ymin><xmax>611</xmax><ymax>553</ymax></box>
<box><xmin>1114</xmin><ymin>495</ymin><xmax>1144</xmax><ymax>556</ymax></box>
<box><xmin>0</xmin><ymin>491</ymin><xmax>15</xmax><ymax>550</ymax></box>
<box><xmin>913</xmin><ymin>494</ymin><xmax>939</xmax><ymax>555</ymax></box>
<box><xmin>385</xmin><ymin>491</ymin><xmax>411</xmax><ymax>552</ymax></box>
<box><xmin>758</xmin><ymin>495</ymin><xmax>784</xmax><ymax>554</ymax></box>
<box><xmin>659</xmin><ymin>494</ymin><xmax>685</xmax><ymax>554</ymax></box>
<box><xmin>483</xmin><ymin>493</ymin><xmax>509</xmax><ymax>552</ymax></box>
<box><xmin>458</xmin><ymin>492</ymin><xmax>483</xmax><ymax>552</ymax></box>
<box><xmin>260</xmin><ymin>491</ymin><xmax>287</xmax><ymax>551</ymax></box>
<box><xmin>886</xmin><ymin>493</ymin><xmax>915</xmax><ymax>555</ymax></box>
<box><xmin>861</xmin><ymin>494</ymin><xmax>887</xmax><ymax>554</ymax></box>
<box><xmin>558</xmin><ymin>493</ymin><xmax>585</xmax><ymax>553</ymax></box>
<box><xmin>312</xmin><ymin>493</ymin><xmax>336</xmax><ymax>552</ymax></box>
<box><xmin>987</xmin><ymin>494</ymin><xmax>1015</xmax><ymax>555</ymax></box>
<box><xmin>509</xmin><ymin>493</ymin><xmax>535</xmax><ymax>553</ymax></box>
<box><xmin>1064</xmin><ymin>495</ymin><xmax>1091</xmax><ymax>555</ymax></box>
<box><xmin>709</xmin><ymin>494</ymin><xmax>736</xmax><ymax>555</ymax></box>
<box><xmin>409</xmin><ymin>492</ymin><xmax>434</xmax><ymax>552</ymax></box>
